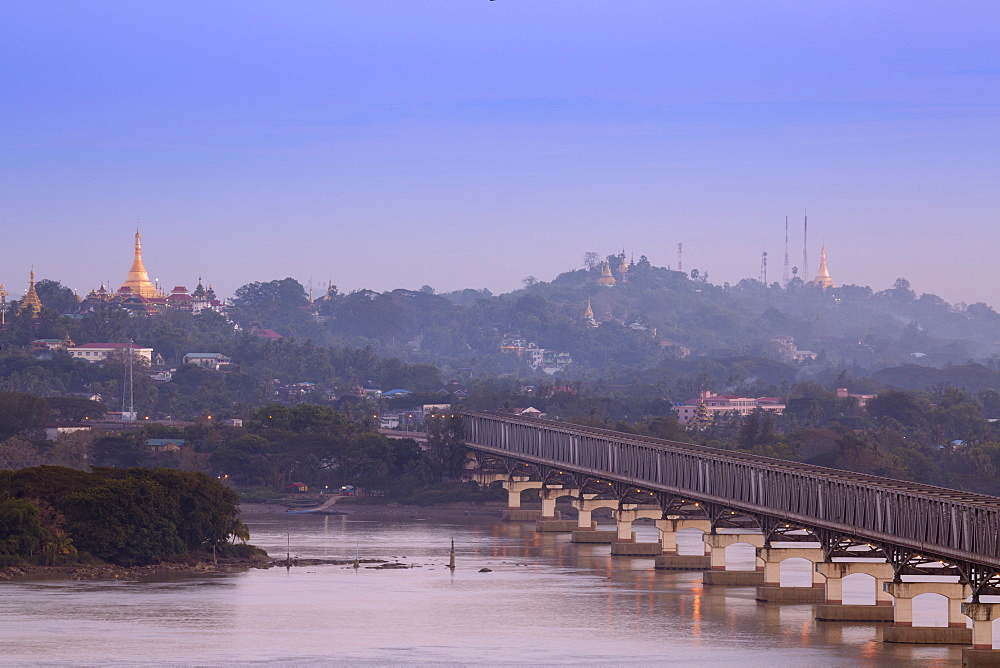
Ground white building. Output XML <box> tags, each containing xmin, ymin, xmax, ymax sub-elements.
<box><xmin>69</xmin><ymin>343</ymin><xmax>154</xmax><ymax>365</ymax></box>
<box><xmin>674</xmin><ymin>392</ymin><xmax>786</xmax><ymax>425</ymax></box>
<box><xmin>183</xmin><ymin>352</ymin><xmax>232</xmax><ymax>370</ymax></box>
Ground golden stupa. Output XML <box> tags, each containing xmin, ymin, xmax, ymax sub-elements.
<box><xmin>597</xmin><ymin>261</ymin><xmax>617</xmax><ymax>286</ymax></box>
<box><xmin>19</xmin><ymin>269</ymin><xmax>44</xmax><ymax>317</ymax></box>
<box><xmin>120</xmin><ymin>228</ymin><xmax>160</xmax><ymax>298</ymax></box>
<box><xmin>811</xmin><ymin>245</ymin><xmax>836</xmax><ymax>289</ymax></box>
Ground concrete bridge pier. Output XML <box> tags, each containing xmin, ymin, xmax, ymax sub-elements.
<box><xmin>882</xmin><ymin>581</ymin><xmax>973</xmax><ymax>645</ymax></box>
<box><xmin>536</xmin><ymin>487</ymin><xmax>579</xmax><ymax>532</ymax></box>
<box><xmin>814</xmin><ymin>562</ymin><xmax>895</xmax><ymax>622</ymax></box>
<box><xmin>755</xmin><ymin>547</ymin><xmax>826</xmax><ymax>603</ymax></box>
<box><xmin>654</xmin><ymin>518</ymin><xmax>711</xmax><ymax>570</ymax></box>
<box><xmin>610</xmin><ymin>507</ymin><xmax>663</xmax><ymax>556</ymax></box>
<box><xmin>701</xmin><ymin>533</ymin><xmax>765</xmax><ymax>585</ymax></box>
<box><xmin>961</xmin><ymin>602</ymin><xmax>1000</xmax><ymax>666</ymax></box>
<box><xmin>571</xmin><ymin>496</ymin><xmax>618</xmax><ymax>543</ymax></box>
<box><xmin>501</xmin><ymin>478</ymin><xmax>545</xmax><ymax>521</ymax></box>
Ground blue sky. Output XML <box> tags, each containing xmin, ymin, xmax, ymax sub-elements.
<box><xmin>2</xmin><ymin>2</ymin><xmax>998</xmax><ymax>305</ymax></box>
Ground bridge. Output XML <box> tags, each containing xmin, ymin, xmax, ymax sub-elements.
<box><xmin>459</xmin><ymin>410</ymin><xmax>1000</xmax><ymax>659</ymax></box>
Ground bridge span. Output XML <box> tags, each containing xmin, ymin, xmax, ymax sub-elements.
<box><xmin>460</xmin><ymin>410</ymin><xmax>1000</xmax><ymax>657</ymax></box>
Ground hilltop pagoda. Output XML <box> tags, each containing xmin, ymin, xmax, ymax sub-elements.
<box><xmin>120</xmin><ymin>228</ymin><xmax>160</xmax><ymax>298</ymax></box>
<box><xmin>19</xmin><ymin>269</ymin><xmax>43</xmax><ymax>317</ymax></box>
<box><xmin>811</xmin><ymin>245</ymin><xmax>836</xmax><ymax>289</ymax></box>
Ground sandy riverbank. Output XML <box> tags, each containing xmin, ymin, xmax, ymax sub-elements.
<box><xmin>0</xmin><ymin>555</ymin><xmax>273</xmax><ymax>582</ymax></box>
<box><xmin>240</xmin><ymin>500</ymin><xmax>509</xmax><ymax>518</ymax></box>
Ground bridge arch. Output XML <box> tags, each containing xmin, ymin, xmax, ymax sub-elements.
<box><xmin>912</xmin><ymin>592</ymin><xmax>950</xmax><ymax>628</ymax></box>
<box><xmin>724</xmin><ymin>542</ymin><xmax>759</xmax><ymax>571</ymax></box>
<box><xmin>777</xmin><ymin>557</ymin><xmax>814</xmax><ymax>587</ymax></box>
<box><xmin>841</xmin><ymin>572</ymin><xmax>877</xmax><ymax>605</ymax></box>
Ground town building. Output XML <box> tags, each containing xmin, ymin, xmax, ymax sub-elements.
<box><xmin>183</xmin><ymin>352</ymin><xmax>232</xmax><ymax>370</ymax></box>
<box><xmin>68</xmin><ymin>342</ymin><xmax>155</xmax><ymax>365</ymax></box>
<box><xmin>674</xmin><ymin>391</ymin><xmax>786</xmax><ymax>425</ymax></box>
<box><xmin>836</xmin><ymin>387</ymin><xmax>876</xmax><ymax>408</ymax></box>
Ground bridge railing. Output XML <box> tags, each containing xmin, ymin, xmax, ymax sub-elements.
<box><xmin>461</xmin><ymin>411</ymin><xmax>1000</xmax><ymax>568</ymax></box>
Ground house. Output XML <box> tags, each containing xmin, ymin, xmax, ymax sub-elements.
<box><xmin>68</xmin><ymin>343</ymin><xmax>155</xmax><ymax>364</ymax></box>
<box><xmin>285</xmin><ymin>482</ymin><xmax>309</xmax><ymax>493</ymax></box>
<box><xmin>382</xmin><ymin>389</ymin><xmax>412</xmax><ymax>399</ymax></box>
<box><xmin>147</xmin><ymin>438</ymin><xmax>185</xmax><ymax>452</ymax></box>
<box><xmin>43</xmin><ymin>423</ymin><xmax>94</xmax><ymax>441</ymax></box>
<box><xmin>255</xmin><ymin>328</ymin><xmax>283</xmax><ymax>340</ymax></box>
<box><xmin>836</xmin><ymin>387</ymin><xmax>877</xmax><ymax>408</ymax></box>
<box><xmin>183</xmin><ymin>352</ymin><xmax>232</xmax><ymax>370</ymax></box>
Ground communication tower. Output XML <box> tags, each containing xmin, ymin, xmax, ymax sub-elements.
<box><xmin>783</xmin><ymin>216</ymin><xmax>790</xmax><ymax>286</ymax></box>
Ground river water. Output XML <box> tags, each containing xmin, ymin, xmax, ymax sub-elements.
<box><xmin>0</xmin><ymin>509</ymin><xmax>966</xmax><ymax>666</ymax></box>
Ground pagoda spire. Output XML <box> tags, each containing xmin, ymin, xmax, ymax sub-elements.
<box><xmin>120</xmin><ymin>226</ymin><xmax>159</xmax><ymax>298</ymax></box>
<box><xmin>811</xmin><ymin>244</ymin><xmax>836</xmax><ymax>289</ymax></box>
<box><xmin>19</xmin><ymin>268</ymin><xmax>43</xmax><ymax>317</ymax></box>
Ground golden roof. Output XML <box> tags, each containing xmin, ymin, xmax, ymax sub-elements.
<box><xmin>811</xmin><ymin>245</ymin><xmax>837</xmax><ymax>289</ymax></box>
<box><xmin>597</xmin><ymin>262</ymin><xmax>617</xmax><ymax>286</ymax></box>
<box><xmin>120</xmin><ymin>228</ymin><xmax>160</xmax><ymax>298</ymax></box>
<box><xmin>19</xmin><ymin>269</ymin><xmax>43</xmax><ymax>317</ymax></box>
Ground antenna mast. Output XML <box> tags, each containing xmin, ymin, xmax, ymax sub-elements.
<box><xmin>122</xmin><ymin>339</ymin><xmax>135</xmax><ymax>421</ymax></box>
<box><xmin>759</xmin><ymin>250</ymin><xmax>768</xmax><ymax>284</ymax></box>
<box><xmin>677</xmin><ymin>242</ymin><xmax>683</xmax><ymax>273</ymax></box>
<box><xmin>783</xmin><ymin>216</ymin><xmax>790</xmax><ymax>286</ymax></box>
<box><xmin>802</xmin><ymin>213</ymin><xmax>809</xmax><ymax>281</ymax></box>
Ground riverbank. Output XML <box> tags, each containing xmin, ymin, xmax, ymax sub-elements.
<box><xmin>240</xmin><ymin>500</ymin><xmax>509</xmax><ymax>518</ymax></box>
<box><xmin>0</xmin><ymin>554</ymin><xmax>273</xmax><ymax>582</ymax></box>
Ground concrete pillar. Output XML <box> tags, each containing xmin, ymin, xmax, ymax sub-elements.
<box><xmin>540</xmin><ymin>496</ymin><xmax>557</xmax><ymax>519</ymax></box>
<box><xmin>755</xmin><ymin>547</ymin><xmax>826</xmax><ymax>603</ymax></box>
<box><xmin>758</xmin><ymin>547</ymin><xmax>825</xmax><ymax>587</ymax></box>
<box><xmin>654</xmin><ymin>518</ymin><xmax>712</xmax><ymax>555</ymax></box>
<box><xmin>882</xmin><ymin>581</ymin><xmax>973</xmax><ymax>645</ymax></box>
<box><xmin>701</xmin><ymin>533</ymin><xmax>766</xmax><ymax>585</ymax></box>
<box><xmin>610</xmin><ymin>507</ymin><xmax>663</xmax><ymax>556</ymax></box>
<box><xmin>570</xmin><ymin>496</ymin><xmax>618</xmax><ymax>543</ymax></box>
<box><xmin>963</xmin><ymin>602</ymin><xmax>1000</xmax><ymax>650</ymax></box>
<box><xmin>704</xmin><ymin>533</ymin><xmax>765</xmax><ymax>570</ymax></box>
<box><xmin>502</xmin><ymin>479</ymin><xmax>542</xmax><ymax>509</ymax></box>
<box><xmin>613</xmin><ymin>507</ymin><xmax>661</xmax><ymax>542</ymax></box>
<box><xmin>813</xmin><ymin>562</ymin><xmax>896</xmax><ymax>622</ymax></box>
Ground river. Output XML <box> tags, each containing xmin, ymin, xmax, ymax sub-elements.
<box><xmin>0</xmin><ymin>508</ymin><xmax>965</xmax><ymax>666</ymax></box>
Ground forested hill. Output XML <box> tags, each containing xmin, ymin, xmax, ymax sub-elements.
<box><xmin>226</xmin><ymin>256</ymin><xmax>1000</xmax><ymax>381</ymax></box>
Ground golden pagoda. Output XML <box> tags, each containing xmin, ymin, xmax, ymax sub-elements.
<box><xmin>597</xmin><ymin>261</ymin><xmax>617</xmax><ymax>286</ymax></box>
<box><xmin>811</xmin><ymin>244</ymin><xmax>836</xmax><ymax>289</ymax></box>
<box><xmin>120</xmin><ymin>228</ymin><xmax>160</xmax><ymax>298</ymax></box>
<box><xmin>19</xmin><ymin>269</ymin><xmax>43</xmax><ymax>317</ymax></box>
<box><xmin>581</xmin><ymin>298</ymin><xmax>598</xmax><ymax>327</ymax></box>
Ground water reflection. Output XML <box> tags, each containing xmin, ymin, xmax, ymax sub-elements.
<box><xmin>0</xmin><ymin>511</ymin><xmax>966</xmax><ymax>665</ymax></box>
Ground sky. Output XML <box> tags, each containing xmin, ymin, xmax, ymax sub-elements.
<box><xmin>2</xmin><ymin>2</ymin><xmax>999</xmax><ymax>305</ymax></box>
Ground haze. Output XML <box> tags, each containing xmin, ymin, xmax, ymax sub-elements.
<box><xmin>2</xmin><ymin>2</ymin><xmax>998</xmax><ymax>304</ymax></box>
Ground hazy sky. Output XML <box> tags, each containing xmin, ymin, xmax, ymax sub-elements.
<box><xmin>2</xmin><ymin>2</ymin><xmax>998</xmax><ymax>305</ymax></box>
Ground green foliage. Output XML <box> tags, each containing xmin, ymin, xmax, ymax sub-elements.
<box><xmin>0</xmin><ymin>466</ymin><xmax>243</xmax><ymax>566</ymax></box>
<box><xmin>0</xmin><ymin>392</ymin><xmax>50</xmax><ymax>440</ymax></box>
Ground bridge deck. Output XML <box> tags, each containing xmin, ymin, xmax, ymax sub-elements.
<box><xmin>461</xmin><ymin>411</ymin><xmax>1000</xmax><ymax>570</ymax></box>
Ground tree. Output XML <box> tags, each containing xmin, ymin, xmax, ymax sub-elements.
<box><xmin>0</xmin><ymin>392</ymin><xmax>50</xmax><ymax>440</ymax></box>
<box><xmin>34</xmin><ymin>279</ymin><xmax>79</xmax><ymax>315</ymax></box>
<box><xmin>583</xmin><ymin>252</ymin><xmax>602</xmax><ymax>271</ymax></box>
